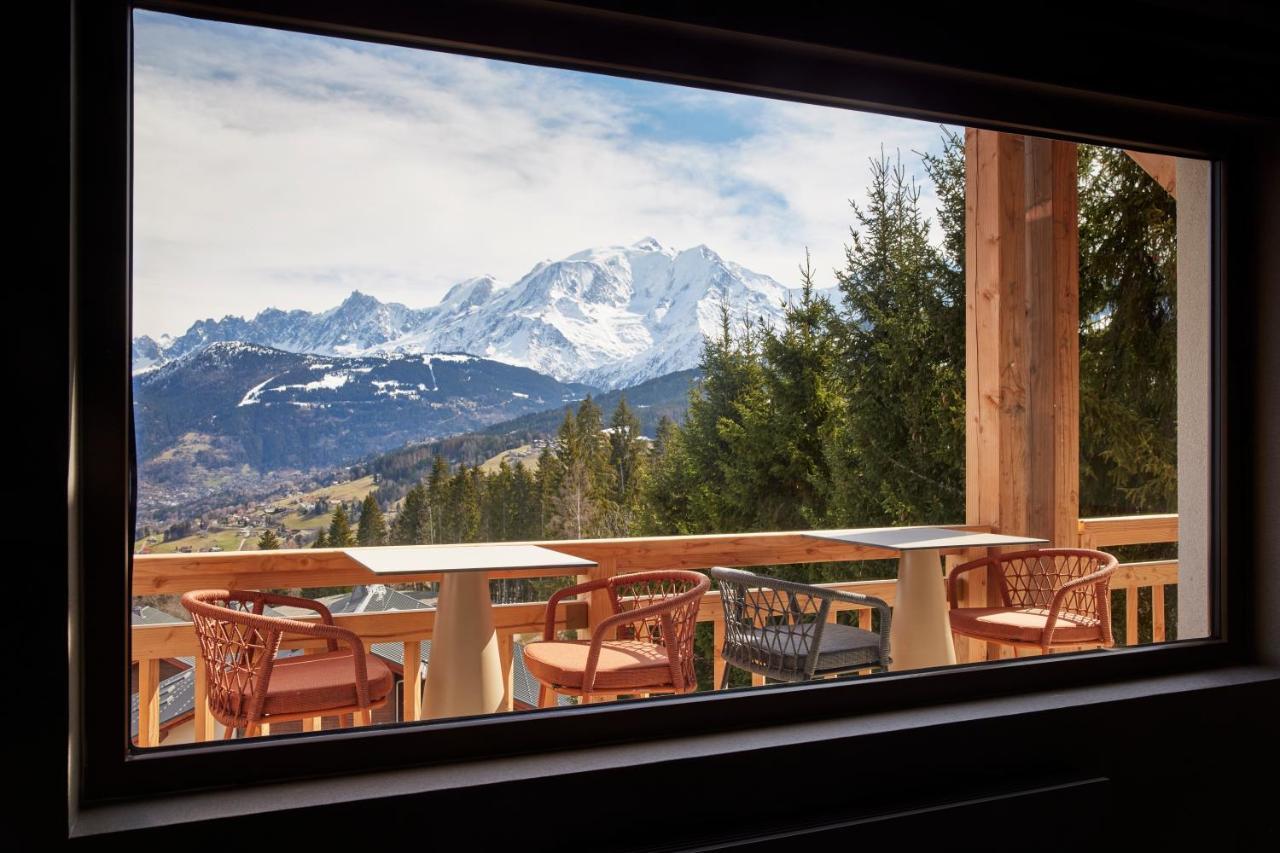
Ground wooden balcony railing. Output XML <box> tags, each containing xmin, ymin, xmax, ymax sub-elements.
<box><xmin>131</xmin><ymin>515</ymin><xmax>1179</xmax><ymax>746</ymax></box>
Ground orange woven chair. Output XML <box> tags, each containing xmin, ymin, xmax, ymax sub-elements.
<box><xmin>181</xmin><ymin>589</ymin><xmax>393</xmax><ymax>738</ymax></box>
<box><xmin>946</xmin><ymin>548</ymin><xmax>1119</xmax><ymax>656</ymax></box>
<box><xmin>523</xmin><ymin>570</ymin><xmax>710</xmax><ymax>706</ymax></box>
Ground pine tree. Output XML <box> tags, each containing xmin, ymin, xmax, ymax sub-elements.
<box><xmin>312</xmin><ymin>529</ymin><xmax>329</xmax><ymax>549</ymax></box>
<box><xmin>256</xmin><ymin>528</ymin><xmax>281</xmax><ymax>550</ymax></box>
<box><xmin>824</xmin><ymin>147</ymin><xmax>964</xmax><ymax>527</ymax></box>
<box><xmin>326</xmin><ymin>504</ymin><xmax>355</xmax><ymax>547</ymax></box>
<box><xmin>640</xmin><ymin>415</ymin><xmax>698</xmax><ymax>535</ymax></box>
<box><xmin>356</xmin><ymin>493</ymin><xmax>387</xmax><ymax>546</ymax></box>
<box><xmin>1078</xmin><ymin>145</ymin><xmax>1177</xmax><ymax>515</ymax></box>
<box><xmin>550</xmin><ymin>407</ymin><xmax>593</xmax><ymax>539</ymax></box>
<box><xmin>681</xmin><ymin>304</ymin><xmax>770</xmax><ymax>531</ymax></box>
<box><xmin>604</xmin><ymin>396</ymin><xmax>646</xmax><ymax>535</ymax></box>
<box><xmin>425</xmin><ymin>454</ymin><xmax>449</xmax><ymax>544</ymax></box>
<box><xmin>754</xmin><ymin>251</ymin><xmax>841</xmax><ymax>528</ymax></box>
<box><xmin>535</xmin><ymin>443</ymin><xmax>558</xmax><ymax>537</ymax></box>
<box><xmin>392</xmin><ymin>483</ymin><xmax>428</xmax><ymax>545</ymax></box>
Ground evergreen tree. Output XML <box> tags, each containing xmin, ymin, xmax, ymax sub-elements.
<box><xmin>356</xmin><ymin>493</ymin><xmax>388</xmax><ymax>546</ymax></box>
<box><xmin>1078</xmin><ymin>145</ymin><xmax>1177</xmax><ymax>515</ymax></box>
<box><xmin>550</xmin><ymin>407</ymin><xmax>593</xmax><ymax>539</ymax></box>
<box><xmin>604</xmin><ymin>396</ymin><xmax>646</xmax><ymax>535</ymax></box>
<box><xmin>256</xmin><ymin>528</ymin><xmax>281</xmax><ymax>550</ymax></box>
<box><xmin>326</xmin><ymin>504</ymin><xmax>355</xmax><ymax>547</ymax></box>
<box><xmin>425</xmin><ymin>454</ymin><xmax>449</xmax><ymax>544</ymax></box>
<box><xmin>749</xmin><ymin>251</ymin><xmax>841</xmax><ymax>529</ymax></box>
<box><xmin>824</xmin><ymin>147</ymin><xmax>964</xmax><ymax>527</ymax></box>
<box><xmin>391</xmin><ymin>483</ymin><xmax>428</xmax><ymax>545</ymax></box>
<box><xmin>681</xmin><ymin>304</ymin><xmax>770</xmax><ymax>531</ymax></box>
<box><xmin>535</xmin><ymin>443</ymin><xmax>559</xmax><ymax>537</ymax></box>
<box><xmin>640</xmin><ymin>415</ymin><xmax>698</xmax><ymax>535</ymax></box>
<box><xmin>312</xmin><ymin>529</ymin><xmax>329</xmax><ymax>549</ymax></box>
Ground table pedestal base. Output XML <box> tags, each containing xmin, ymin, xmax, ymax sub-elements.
<box><xmin>423</xmin><ymin>572</ymin><xmax>506</xmax><ymax>719</ymax></box>
<box><xmin>888</xmin><ymin>548</ymin><xmax>957</xmax><ymax>671</ymax></box>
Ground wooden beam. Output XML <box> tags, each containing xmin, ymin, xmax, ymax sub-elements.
<box><xmin>1026</xmin><ymin>137</ymin><xmax>1081</xmax><ymax>549</ymax></box>
<box><xmin>402</xmin><ymin>640</ymin><xmax>422</xmax><ymax>722</ymax></box>
<box><xmin>130</xmin><ymin>600</ymin><xmax>588</xmax><ymax>659</ymax></box>
<box><xmin>131</xmin><ymin>527</ymin><xmax>994</xmax><ymax>595</ymax></box>
<box><xmin>193</xmin><ymin>656</ymin><xmax>215</xmax><ymax>742</ymax></box>
<box><xmin>1123</xmin><ymin>150</ymin><xmax>1177</xmax><ymax>197</ymax></box>
<box><xmin>136</xmin><ymin>659</ymin><xmax>160</xmax><ymax>747</ymax></box>
<box><xmin>1077</xmin><ymin>514</ymin><xmax>1179</xmax><ymax>546</ymax></box>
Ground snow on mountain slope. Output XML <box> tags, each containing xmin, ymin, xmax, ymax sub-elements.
<box><xmin>136</xmin><ymin>240</ymin><xmax>808</xmax><ymax>389</ymax></box>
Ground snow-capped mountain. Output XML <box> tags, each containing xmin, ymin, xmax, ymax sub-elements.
<box><xmin>135</xmin><ymin>239</ymin><xmax>813</xmax><ymax>389</ymax></box>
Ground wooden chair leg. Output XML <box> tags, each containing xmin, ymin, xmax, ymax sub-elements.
<box><xmin>355</xmin><ymin>709</ymin><xmax>372</xmax><ymax>727</ymax></box>
<box><xmin>538</xmin><ymin>684</ymin><xmax>557</xmax><ymax>708</ymax></box>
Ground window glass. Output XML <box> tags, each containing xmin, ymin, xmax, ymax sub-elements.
<box><xmin>129</xmin><ymin>9</ymin><xmax>1206</xmax><ymax>748</ymax></box>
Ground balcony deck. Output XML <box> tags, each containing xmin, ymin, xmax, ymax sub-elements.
<box><xmin>130</xmin><ymin>514</ymin><xmax>1178</xmax><ymax>745</ymax></box>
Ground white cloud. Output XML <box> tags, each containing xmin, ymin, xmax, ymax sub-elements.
<box><xmin>132</xmin><ymin>12</ymin><xmax>955</xmax><ymax>338</ymax></box>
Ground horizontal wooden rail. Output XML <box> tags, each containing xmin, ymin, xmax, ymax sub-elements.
<box><xmin>131</xmin><ymin>526</ymin><xmax>994</xmax><ymax>596</ymax></box>
<box><xmin>130</xmin><ymin>600</ymin><xmax>589</xmax><ymax>660</ymax></box>
<box><xmin>1077</xmin><ymin>514</ymin><xmax>1178</xmax><ymax>547</ymax></box>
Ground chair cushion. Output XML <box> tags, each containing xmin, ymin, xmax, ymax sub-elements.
<box><xmin>522</xmin><ymin>639</ymin><xmax>673</xmax><ymax>691</ymax></box>
<box><xmin>949</xmin><ymin>607</ymin><xmax>1103</xmax><ymax>645</ymax></box>
<box><xmin>728</xmin><ymin>622</ymin><xmax>882</xmax><ymax>678</ymax></box>
<box><xmin>261</xmin><ymin>649</ymin><xmax>394</xmax><ymax>716</ymax></box>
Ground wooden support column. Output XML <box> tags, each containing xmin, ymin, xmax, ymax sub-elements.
<box><xmin>136</xmin><ymin>659</ymin><xmax>160</xmax><ymax>747</ymax></box>
<box><xmin>966</xmin><ymin>129</ymin><xmax>1080</xmax><ymax>658</ymax></box>
<box><xmin>194</xmin><ymin>655</ymin><xmax>215</xmax><ymax>742</ymax></box>
<box><xmin>1025</xmin><ymin>136</ymin><xmax>1081</xmax><ymax>550</ymax></box>
<box><xmin>402</xmin><ymin>639</ymin><xmax>422</xmax><ymax>722</ymax></box>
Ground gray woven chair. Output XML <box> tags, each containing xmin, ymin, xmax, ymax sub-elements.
<box><xmin>709</xmin><ymin>567</ymin><xmax>892</xmax><ymax>688</ymax></box>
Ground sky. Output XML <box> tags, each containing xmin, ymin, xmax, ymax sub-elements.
<box><xmin>132</xmin><ymin>10</ymin><xmax>958</xmax><ymax>340</ymax></box>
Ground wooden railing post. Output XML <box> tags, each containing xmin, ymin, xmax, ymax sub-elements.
<box><xmin>193</xmin><ymin>655</ymin><xmax>214</xmax><ymax>742</ymax></box>
<box><xmin>712</xmin><ymin>613</ymin><xmax>726</xmax><ymax>690</ymax></box>
<box><xmin>581</xmin><ymin>555</ymin><xmax>618</xmax><ymax>640</ymax></box>
<box><xmin>136</xmin><ymin>658</ymin><xmax>160</xmax><ymax>747</ymax></box>
<box><xmin>402</xmin><ymin>639</ymin><xmax>422</xmax><ymax>722</ymax></box>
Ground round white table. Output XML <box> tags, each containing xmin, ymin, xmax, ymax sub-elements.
<box><xmin>803</xmin><ymin>528</ymin><xmax>1047</xmax><ymax>670</ymax></box>
<box><xmin>344</xmin><ymin>544</ymin><xmax>597</xmax><ymax>719</ymax></box>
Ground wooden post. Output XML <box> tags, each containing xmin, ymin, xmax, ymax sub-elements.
<box><xmin>1126</xmin><ymin>589</ymin><xmax>1139</xmax><ymax>646</ymax></box>
<box><xmin>137</xmin><ymin>659</ymin><xmax>160</xmax><ymax>747</ymax></box>
<box><xmin>712</xmin><ymin>613</ymin><xmax>726</xmax><ymax>690</ymax></box>
<box><xmin>194</xmin><ymin>655</ymin><xmax>215</xmax><ymax>742</ymax></box>
<box><xmin>580</xmin><ymin>555</ymin><xmax>618</xmax><ymax>641</ymax></box>
<box><xmin>1153</xmin><ymin>585</ymin><xmax>1167</xmax><ymax>643</ymax></box>
<box><xmin>402</xmin><ymin>640</ymin><xmax>422</xmax><ymax>722</ymax></box>
<box><xmin>966</xmin><ymin>129</ymin><xmax>1080</xmax><ymax>660</ymax></box>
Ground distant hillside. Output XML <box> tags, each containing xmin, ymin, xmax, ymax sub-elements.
<box><xmin>362</xmin><ymin>368</ymin><xmax>699</xmax><ymax>491</ymax></box>
<box><xmin>134</xmin><ymin>341</ymin><xmax>594</xmax><ymax>476</ymax></box>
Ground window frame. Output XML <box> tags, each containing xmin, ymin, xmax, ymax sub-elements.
<box><xmin>73</xmin><ymin>0</ymin><xmax>1248</xmax><ymax>811</ymax></box>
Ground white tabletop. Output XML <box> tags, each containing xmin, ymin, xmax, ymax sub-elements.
<box><xmin>803</xmin><ymin>526</ymin><xmax>1048</xmax><ymax>551</ymax></box>
<box><xmin>344</xmin><ymin>544</ymin><xmax>597</xmax><ymax>576</ymax></box>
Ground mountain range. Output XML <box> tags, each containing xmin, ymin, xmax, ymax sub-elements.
<box><xmin>133</xmin><ymin>238</ymin><xmax>813</xmax><ymax>390</ymax></box>
<box><xmin>134</xmin><ymin>342</ymin><xmax>593</xmax><ymax>473</ymax></box>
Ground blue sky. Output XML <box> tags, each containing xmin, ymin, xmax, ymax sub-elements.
<box><xmin>132</xmin><ymin>10</ymin><xmax>955</xmax><ymax>339</ymax></box>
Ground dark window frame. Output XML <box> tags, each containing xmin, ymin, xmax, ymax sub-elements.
<box><xmin>72</xmin><ymin>0</ymin><xmax>1254</xmax><ymax>815</ymax></box>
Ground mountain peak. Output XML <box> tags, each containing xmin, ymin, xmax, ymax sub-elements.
<box><xmin>339</xmin><ymin>290</ymin><xmax>380</xmax><ymax>308</ymax></box>
<box><xmin>632</xmin><ymin>236</ymin><xmax>663</xmax><ymax>251</ymax></box>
